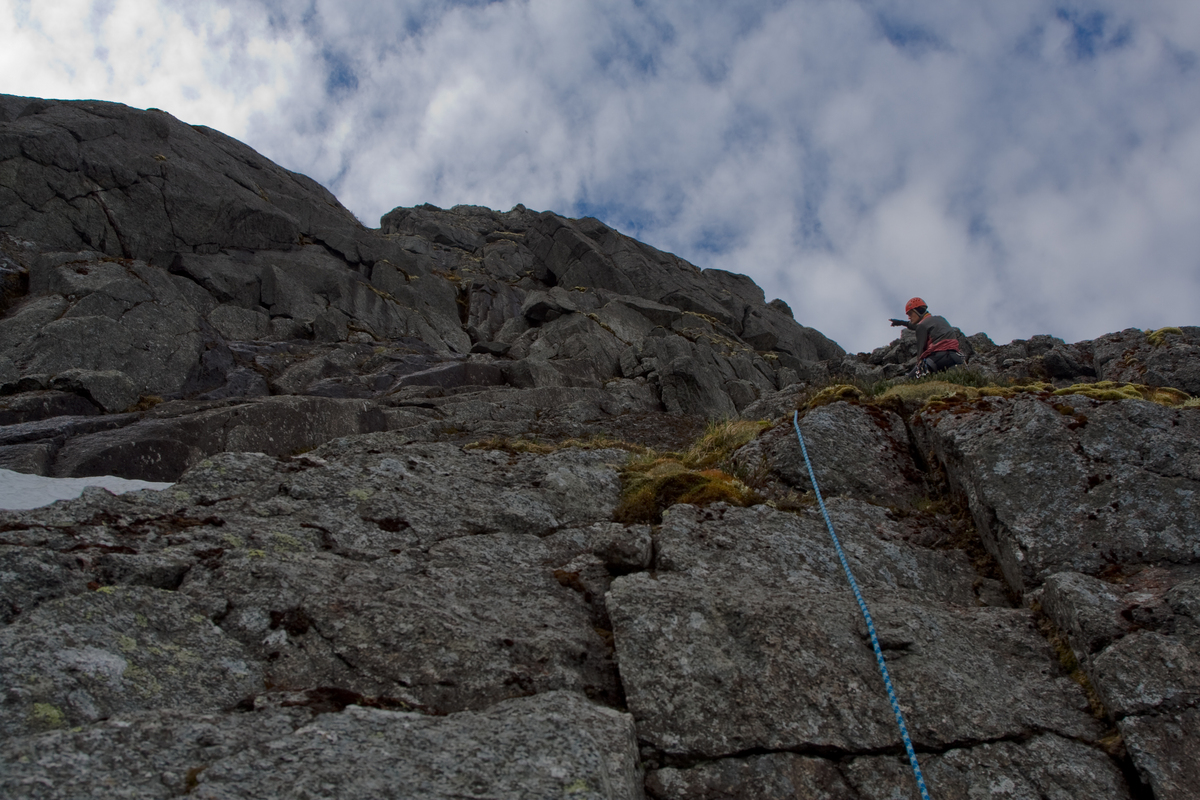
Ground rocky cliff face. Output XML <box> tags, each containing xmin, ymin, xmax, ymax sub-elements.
<box><xmin>0</xmin><ymin>93</ymin><xmax>842</xmax><ymax>482</ymax></box>
<box><xmin>1</xmin><ymin>95</ymin><xmax>1197</xmax><ymax>799</ymax></box>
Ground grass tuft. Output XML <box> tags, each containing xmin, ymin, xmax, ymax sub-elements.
<box><xmin>1146</xmin><ymin>327</ymin><xmax>1183</xmax><ymax>347</ymax></box>
<box><xmin>679</xmin><ymin>419</ymin><xmax>771</xmax><ymax>469</ymax></box>
<box><xmin>614</xmin><ymin>419</ymin><xmax>771</xmax><ymax>524</ymax></box>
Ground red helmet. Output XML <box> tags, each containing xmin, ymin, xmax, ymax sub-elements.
<box><xmin>905</xmin><ymin>297</ymin><xmax>927</xmax><ymax>314</ymax></box>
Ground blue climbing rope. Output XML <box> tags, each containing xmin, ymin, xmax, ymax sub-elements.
<box><xmin>793</xmin><ymin>410</ymin><xmax>933</xmax><ymax>800</ymax></box>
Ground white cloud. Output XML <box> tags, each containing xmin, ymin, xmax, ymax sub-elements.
<box><xmin>3</xmin><ymin>0</ymin><xmax>1199</xmax><ymax>354</ymax></box>
<box><xmin>0</xmin><ymin>0</ymin><xmax>305</xmax><ymax>138</ymax></box>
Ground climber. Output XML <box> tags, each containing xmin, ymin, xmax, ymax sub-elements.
<box><xmin>889</xmin><ymin>297</ymin><xmax>964</xmax><ymax>378</ymax></box>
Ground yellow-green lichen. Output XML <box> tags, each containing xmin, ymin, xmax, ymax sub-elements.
<box><xmin>117</xmin><ymin>635</ymin><xmax>138</xmax><ymax>653</ymax></box>
<box><xmin>123</xmin><ymin>664</ymin><xmax>163</xmax><ymax>698</ymax></box>
<box><xmin>272</xmin><ymin>532</ymin><xmax>305</xmax><ymax>552</ymax></box>
<box><xmin>347</xmin><ymin>488</ymin><xmax>373</xmax><ymax>501</ymax></box>
<box><xmin>30</xmin><ymin>703</ymin><xmax>66</xmax><ymax>730</ymax></box>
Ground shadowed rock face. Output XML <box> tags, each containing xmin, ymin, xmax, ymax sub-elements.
<box><xmin>2</xmin><ymin>93</ymin><xmax>1198</xmax><ymax>799</ymax></box>
<box><xmin>1</xmin><ymin>94</ymin><xmax>842</xmax><ymax>481</ymax></box>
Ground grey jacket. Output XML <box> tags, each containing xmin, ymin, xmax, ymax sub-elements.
<box><xmin>901</xmin><ymin>314</ymin><xmax>958</xmax><ymax>360</ymax></box>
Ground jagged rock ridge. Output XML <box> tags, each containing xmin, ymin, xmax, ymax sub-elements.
<box><xmin>1</xmin><ymin>95</ymin><xmax>1198</xmax><ymax>798</ymax></box>
<box><xmin>0</xmin><ymin>93</ymin><xmax>843</xmax><ymax>481</ymax></box>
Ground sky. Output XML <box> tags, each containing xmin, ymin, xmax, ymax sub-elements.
<box><xmin>3</xmin><ymin>0</ymin><xmax>1199</xmax><ymax>354</ymax></box>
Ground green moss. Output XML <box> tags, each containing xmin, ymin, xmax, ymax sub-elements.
<box><xmin>611</xmin><ymin>419</ymin><xmax>773</xmax><ymax>523</ymax></box>
<box><xmin>1054</xmin><ymin>381</ymin><xmax>1192</xmax><ymax>407</ymax></box>
<box><xmin>879</xmin><ymin>381</ymin><xmax>972</xmax><ymax>404</ymax></box>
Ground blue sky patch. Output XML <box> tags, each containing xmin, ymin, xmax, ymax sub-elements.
<box><xmin>322</xmin><ymin>48</ymin><xmax>359</xmax><ymax>95</ymax></box>
<box><xmin>874</xmin><ymin>12</ymin><xmax>945</xmax><ymax>56</ymax></box>
<box><xmin>1055</xmin><ymin>8</ymin><xmax>1132</xmax><ymax>60</ymax></box>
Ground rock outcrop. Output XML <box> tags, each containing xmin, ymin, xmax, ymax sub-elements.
<box><xmin>1</xmin><ymin>94</ymin><xmax>842</xmax><ymax>481</ymax></box>
<box><xmin>2</xmin><ymin>94</ymin><xmax>1197</xmax><ymax>798</ymax></box>
<box><xmin>857</xmin><ymin>324</ymin><xmax>1200</xmax><ymax>394</ymax></box>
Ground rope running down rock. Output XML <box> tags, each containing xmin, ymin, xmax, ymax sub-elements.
<box><xmin>792</xmin><ymin>410</ymin><xmax>933</xmax><ymax>800</ymax></box>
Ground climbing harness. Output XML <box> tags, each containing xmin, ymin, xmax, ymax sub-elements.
<box><xmin>793</xmin><ymin>410</ymin><xmax>933</xmax><ymax>800</ymax></box>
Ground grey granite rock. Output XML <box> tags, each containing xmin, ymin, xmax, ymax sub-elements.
<box><xmin>50</xmin><ymin>396</ymin><xmax>388</xmax><ymax>480</ymax></box>
<box><xmin>4</xmin><ymin>91</ymin><xmax>1193</xmax><ymax>799</ymax></box>
<box><xmin>1094</xmin><ymin>326</ymin><xmax>1200</xmax><ymax>394</ymax></box>
<box><xmin>1039</xmin><ymin>571</ymin><xmax>1130</xmax><ymax>657</ymax></box>
<box><xmin>608</xmin><ymin>502</ymin><xmax>1100</xmax><ymax>758</ymax></box>
<box><xmin>737</xmin><ymin>400</ymin><xmax>925</xmax><ymax>507</ymax></box>
<box><xmin>647</xmin><ymin>753</ymin><xmax>857</xmax><ymax>799</ymax></box>
<box><xmin>916</xmin><ymin>394</ymin><xmax>1200</xmax><ymax>594</ymax></box>
<box><xmin>1090</xmin><ymin>631</ymin><xmax>1200</xmax><ymax>718</ymax></box>
<box><xmin>0</xmin><ymin>691</ymin><xmax>643</xmax><ymax>800</ymax></box>
<box><xmin>648</xmin><ymin>733</ymin><xmax>1130</xmax><ymax>800</ymax></box>
<box><xmin>0</xmin><ymin>585</ymin><xmax>261</xmax><ymax>737</ymax></box>
<box><xmin>846</xmin><ymin>734</ymin><xmax>1130</xmax><ymax>799</ymax></box>
<box><xmin>48</xmin><ymin>368</ymin><xmax>140</xmax><ymax>413</ymax></box>
<box><xmin>1119</xmin><ymin>707</ymin><xmax>1200</xmax><ymax>800</ymax></box>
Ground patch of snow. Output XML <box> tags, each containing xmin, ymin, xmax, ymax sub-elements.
<box><xmin>0</xmin><ymin>468</ymin><xmax>173</xmax><ymax>510</ymax></box>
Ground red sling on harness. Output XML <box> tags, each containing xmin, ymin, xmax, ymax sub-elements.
<box><xmin>920</xmin><ymin>336</ymin><xmax>961</xmax><ymax>361</ymax></box>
